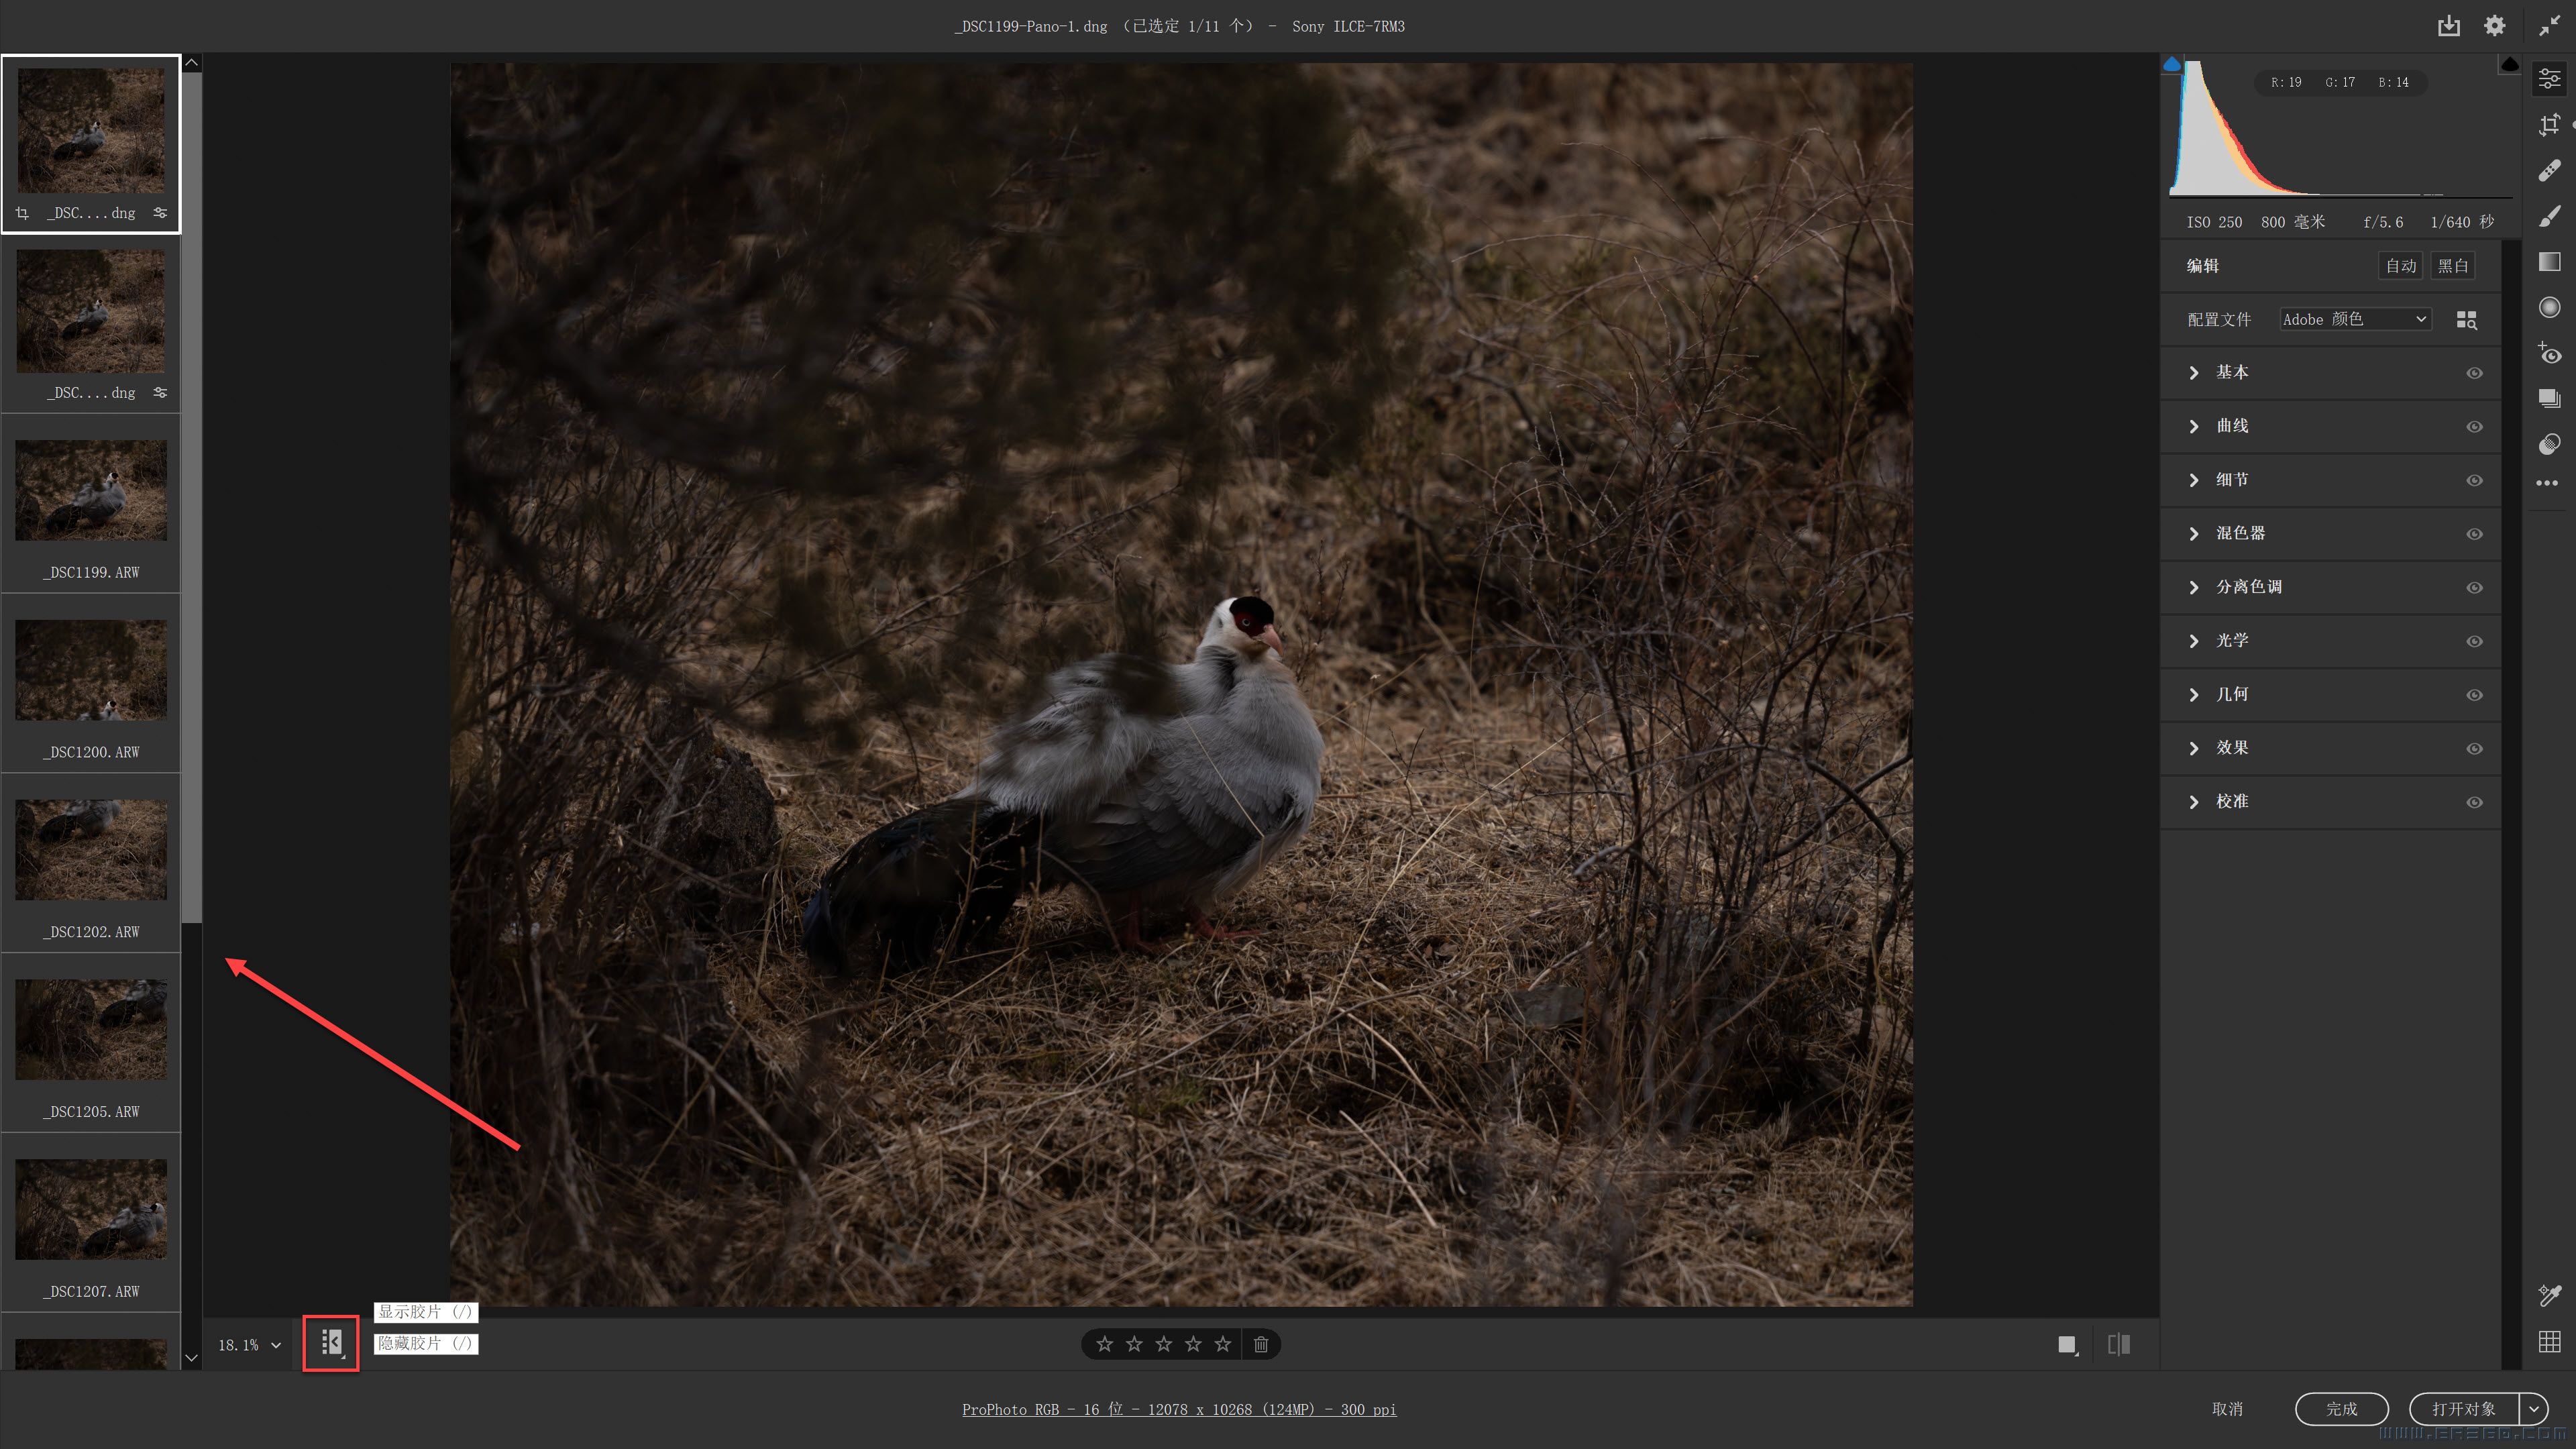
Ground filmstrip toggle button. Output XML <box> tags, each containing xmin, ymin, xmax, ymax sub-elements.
<box><xmin>301</xmin><ymin>1314</ymin><xmax>362</xmax><ymax>1373</ymax></box>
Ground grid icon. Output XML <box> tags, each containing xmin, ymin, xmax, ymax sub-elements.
<box><xmin>2542</xmin><ymin>1329</ymin><xmax>2563</xmax><ymax>1354</ymax></box>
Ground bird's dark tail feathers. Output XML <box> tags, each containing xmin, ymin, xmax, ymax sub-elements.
<box><xmin>802</xmin><ymin>798</ymin><xmax>1044</xmax><ymax>975</ymax></box>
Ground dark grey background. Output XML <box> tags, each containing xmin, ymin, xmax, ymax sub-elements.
<box><xmin>6</xmin><ymin>1364</ymin><xmax>2565</xmax><ymax>1444</ymax></box>
<box><xmin>0</xmin><ymin>0</ymin><xmax>2540</xmax><ymax>53</ymax></box>
<box><xmin>151</xmin><ymin>50</ymin><xmax>2184</xmax><ymax>1336</ymax></box>
<box><xmin>0</xmin><ymin>23</ymin><xmax>2534</xmax><ymax>1434</ymax></box>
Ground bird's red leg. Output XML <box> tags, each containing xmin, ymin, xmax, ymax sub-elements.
<box><xmin>1187</xmin><ymin>906</ymin><xmax>1261</xmax><ymax>941</ymax></box>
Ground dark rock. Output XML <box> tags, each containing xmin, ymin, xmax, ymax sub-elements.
<box><xmin>669</xmin><ymin>733</ymin><xmax>781</xmax><ymax>932</ymax></box>
<box><xmin>1509</xmin><ymin>983</ymin><xmax>1585</xmax><ymax>1028</ymax></box>
<box><xmin>14</xmin><ymin>799</ymin><xmax>38</xmax><ymax>881</ymax></box>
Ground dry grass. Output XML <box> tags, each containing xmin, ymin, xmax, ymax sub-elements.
<box><xmin>451</xmin><ymin>62</ymin><xmax>1911</xmax><ymax>1309</ymax></box>
<box><xmin>14</xmin><ymin>66</ymin><xmax>166</xmax><ymax>195</ymax></box>
<box><xmin>15</xmin><ymin>978</ymin><xmax>167</xmax><ymax>1081</ymax></box>
<box><xmin>468</xmin><ymin>681</ymin><xmax>1907</xmax><ymax>1307</ymax></box>
<box><xmin>13</xmin><ymin>439</ymin><xmax>169</xmax><ymax>541</ymax></box>
<box><xmin>12</xmin><ymin>1159</ymin><xmax>165</xmax><ymax>1260</ymax></box>
<box><xmin>13</xmin><ymin>618</ymin><xmax>168</xmax><ymax>720</ymax></box>
<box><xmin>14</xmin><ymin>799</ymin><xmax>167</xmax><ymax>902</ymax></box>
<box><xmin>14</xmin><ymin>248</ymin><xmax>166</xmax><ymax>374</ymax></box>
<box><xmin>13</xmin><ymin>1338</ymin><xmax>166</xmax><ymax>1371</ymax></box>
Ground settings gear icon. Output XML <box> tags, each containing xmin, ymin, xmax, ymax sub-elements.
<box><xmin>2487</xmin><ymin>13</ymin><xmax>2508</xmax><ymax>36</ymax></box>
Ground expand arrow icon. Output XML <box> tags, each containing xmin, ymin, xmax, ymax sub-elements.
<box><xmin>2190</xmin><ymin>795</ymin><xmax>2202</xmax><ymax>810</ymax></box>
<box><xmin>2190</xmin><ymin>364</ymin><xmax>2200</xmax><ymax>379</ymax></box>
<box><xmin>227</xmin><ymin>959</ymin><xmax>521</xmax><ymax>1150</ymax></box>
<box><xmin>2190</xmin><ymin>741</ymin><xmax>2200</xmax><ymax>755</ymax></box>
<box><xmin>2190</xmin><ymin>687</ymin><xmax>2200</xmax><ymax>702</ymax></box>
<box><xmin>2190</xmin><ymin>472</ymin><xmax>2200</xmax><ymax>487</ymax></box>
<box><xmin>2190</xmin><ymin>419</ymin><xmax>2200</xmax><ymax>433</ymax></box>
<box><xmin>2189</xmin><ymin>633</ymin><xmax>2201</xmax><ymax>648</ymax></box>
<box><xmin>2190</xmin><ymin>526</ymin><xmax>2200</xmax><ymax>539</ymax></box>
<box><xmin>2190</xmin><ymin>579</ymin><xmax>2200</xmax><ymax>594</ymax></box>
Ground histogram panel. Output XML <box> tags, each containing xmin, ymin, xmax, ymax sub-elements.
<box><xmin>2165</xmin><ymin>53</ymin><xmax>2517</xmax><ymax>197</ymax></box>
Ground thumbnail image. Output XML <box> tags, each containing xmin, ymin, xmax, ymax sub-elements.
<box><xmin>13</xmin><ymin>1159</ymin><xmax>166</xmax><ymax>1260</ymax></box>
<box><xmin>13</xmin><ymin>1338</ymin><xmax>167</xmax><ymax>1371</ymax></box>
<box><xmin>14</xmin><ymin>248</ymin><xmax>166</xmax><ymax>374</ymax></box>
<box><xmin>15</xmin><ymin>977</ymin><xmax>168</xmax><ymax>1081</ymax></box>
<box><xmin>12</xmin><ymin>439</ymin><xmax>168</xmax><ymax>541</ymax></box>
<box><xmin>13</xmin><ymin>66</ymin><xmax>167</xmax><ymax>195</ymax></box>
<box><xmin>13</xmin><ymin>798</ymin><xmax>168</xmax><ymax>902</ymax></box>
<box><xmin>13</xmin><ymin>617</ymin><xmax>167</xmax><ymax>720</ymax></box>
<box><xmin>450</xmin><ymin>63</ymin><xmax>1915</xmax><ymax>1308</ymax></box>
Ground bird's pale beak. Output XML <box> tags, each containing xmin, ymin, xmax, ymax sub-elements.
<box><xmin>1258</xmin><ymin>625</ymin><xmax>1284</xmax><ymax>651</ymax></box>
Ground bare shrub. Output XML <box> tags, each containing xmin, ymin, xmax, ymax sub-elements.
<box><xmin>13</xmin><ymin>979</ymin><xmax>103</xmax><ymax>1079</ymax></box>
<box><xmin>1330</xmin><ymin>64</ymin><xmax>1915</xmax><ymax>1294</ymax></box>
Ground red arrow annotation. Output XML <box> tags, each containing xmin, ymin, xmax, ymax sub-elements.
<box><xmin>226</xmin><ymin>958</ymin><xmax>521</xmax><ymax>1152</ymax></box>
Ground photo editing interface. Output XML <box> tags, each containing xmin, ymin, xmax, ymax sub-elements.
<box><xmin>0</xmin><ymin>5</ymin><xmax>2565</xmax><ymax>1442</ymax></box>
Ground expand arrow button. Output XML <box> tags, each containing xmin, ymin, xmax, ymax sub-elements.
<box><xmin>2190</xmin><ymin>364</ymin><xmax>2200</xmax><ymax>379</ymax></box>
<box><xmin>2190</xmin><ymin>740</ymin><xmax>2200</xmax><ymax>755</ymax></box>
<box><xmin>2190</xmin><ymin>687</ymin><xmax>2200</xmax><ymax>702</ymax></box>
<box><xmin>2190</xmin><ymin>526</ymin><xmax>2200</xmax><ymax>540</ymax></box>
<box><xmin>2190</xmin><ymin>579</ymin><xmax>2200</xmax><ymax>594</ymax></box>
<box><xmin>2189</xmin><ymin>418</ymin><xmax>2200</xmax><ymax>433</ymax></box>
<box><xmin>2189</xmin><ymin>794</ymin><xmax>2202</xmax><ymax>810</ymax></box>
<box><xmin>2189</xmin><ymin>633</ymin><xmax>2201</xmax><ymax>648</ymax></box>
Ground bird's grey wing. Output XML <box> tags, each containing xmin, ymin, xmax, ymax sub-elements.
<box><xmin>1045</xmin><ymin>722</ymin><xmax>1312</xmax><ymax>894</ymax></box>
<box><xmin>973</xmin><ymin>653</ymin><xmax>1190</xmax><ymax>817</ymax></box>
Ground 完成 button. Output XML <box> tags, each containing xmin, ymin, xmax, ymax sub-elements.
<box><xmin>2294</xmin><ymin>1391</ymin><xmax>2387</xmax><ymax>1426</ymax></box>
